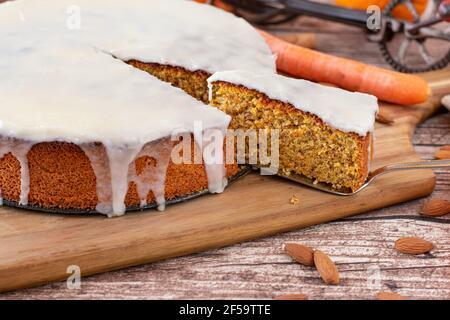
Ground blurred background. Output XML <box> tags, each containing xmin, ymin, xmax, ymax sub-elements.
<box><xmin>198</xmin><ymin>0</ymin><xmax>450</xmax><ymax>73</ymax></box>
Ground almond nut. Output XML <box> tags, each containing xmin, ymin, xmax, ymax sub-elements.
<box><xmin>313</xmin><ymin>250</ymin><xmax>340</xmax><ymax>285</ymax></box>
<box><xmin>273</xmin><ymin>294</ymin><xmax>308</xmax><ymax>300</ymax></box>
<box><xmin>394</xmin><ymin>237</ymin><xmax>434</xmax><ymax>255</ymax></box>
<box><xmin>421</xmin><ymin>198</ymin><xmax>450</xmax><ymax>217</ymax></box>
<box><xmin>284</xmin><ymin>243</ymin><xmax>314</xmax><ymax>266</ymax></box>
<box><xmin>434</xmin><ymin>149</ymin><xmax>450</xmax><ymax>159</ymax></box>
<box><xmin>376</xmin><ymin>292</ymin><xmax>407</xmax><ymax>300</ymax></box>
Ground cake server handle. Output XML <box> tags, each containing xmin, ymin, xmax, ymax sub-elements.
<box><xmin>367</xmin><ymin>159</ymin><xmax>450</xmax><ymax>183</ymax></box>
<box><xmin>344</xmin><ymin>159</ymin><xmax>450</xmax><ymax>195</ymax></box>
<box><xmin>273</xmin><ymin>159</ymin><xmax>450</xmax><ymax>196</ymax></box>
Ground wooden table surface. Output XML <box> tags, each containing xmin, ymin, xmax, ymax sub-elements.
<box><xmin>1</xmin><ymin>13</ymin><xmax>449</xmax><ymax>300</ymax></box>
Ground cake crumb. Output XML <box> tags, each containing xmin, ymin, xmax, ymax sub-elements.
<box><xmin>290</xmin><ymin>195</ymin><xmax>300</xmax><ymax>205</ymax></box>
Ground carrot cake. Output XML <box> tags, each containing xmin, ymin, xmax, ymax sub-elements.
<box><xmin>0</xmin><ymin>0</ymin><xmax>377</xmax><ymax>217</ymax></box>
<box><xmin>207</xmin><ymin>70</ymin><xmax>378</xmax><ymax>192</ymax></box>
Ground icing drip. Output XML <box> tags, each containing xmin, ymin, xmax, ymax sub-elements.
<box><xmin>0</xmin><ymin>138</ymin><xmax>33</xmax><ymax>206</ymax></box>
<box><xmin>127</xmin><ymin>140</ymin><xmax>173</xmax><ymax>211</ymax></box>
<box><xmin>80</xmin><ymin>144</ymin><xmax>113</xmax><ymax>215</ymax></box>
<box><xmin>14</xmin><ymin>142</ymin><xmax>32</xmax><ymax>206</ymax></box>
<box><xmin>82</xmin><ymin>141</ymin><xmax>172</xmax><ymax>216</ymax></box>
<box><xmin>82</xmin><ymin>141</ymin><xmax>172</xmax><ymax>215</ymax></box>
<box><xmin>105</xmin><ymin>145</ymin><xmax>142</xmax><ymax>217</ymax></box>
<box><xmin>81</xmin><ymin>131</ymin><xmax>228</xmax><ymax>216</ymax></box>
<box><xmin>195</xmin><ymin>128</ymin><xmax>228</xmax><ymax>194</ymax></box>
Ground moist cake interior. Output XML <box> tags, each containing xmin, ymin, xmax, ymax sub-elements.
<box><xmin>132</xmin><ymin>66</ymin><xmax>376</xmax><ymax>192</ymax></box>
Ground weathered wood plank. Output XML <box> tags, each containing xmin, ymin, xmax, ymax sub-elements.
<box><xmin>0</xmin><ymin>4</ymin><xmax>449</xmax><ymax>300</ymax></box>
<box><xmin>414</xmin><ymin>112</ymin><xmax>450</xmax><ymax>146</ymax></box>
<box><xmin>267</xmin><ymin>16</ymin><xmax>364</xmax><ymax>34</ymax></box>
<box><xmin>1</xmin><ymin>218</ymin><xmax>448</xmax><ymax>300</ymax></box>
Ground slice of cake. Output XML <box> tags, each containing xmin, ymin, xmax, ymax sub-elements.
<box><xmin>207</xmin><ymin>70</ymin><xmax>378</xmax><ymax>192</ymax></box>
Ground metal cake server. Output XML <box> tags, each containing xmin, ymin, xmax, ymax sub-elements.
<box><xmin>276</xmin><ymin>159</ymin><xmax>450</xmax><ymax>196</ymax></box>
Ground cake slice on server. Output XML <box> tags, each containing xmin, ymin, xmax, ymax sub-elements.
<box><xmin>207</xmin><ymin>70</ymin><xmax>379</xmax><ymax>192</ymax></box>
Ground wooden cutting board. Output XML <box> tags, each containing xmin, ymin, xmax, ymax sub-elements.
<box><xmin>0</xmin><ymin>70</ymin><xmax>449</xmax><ymax>293</ymax></box>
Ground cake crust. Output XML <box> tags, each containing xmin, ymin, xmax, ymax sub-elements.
<box><xmin>0</xmin><ymin>138</ymin><xmax>239</xmax><ymax>212</ymax></box>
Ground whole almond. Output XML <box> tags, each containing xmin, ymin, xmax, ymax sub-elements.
<box><xmin>376</xmin><ymin>292</ymin><xmax>407</xmax><ymax>300</ymax></box>
<box><xmin>313</xmin><ymin>250</ymin><xmax>340</xmax><ymax>285</ymax></box>
<box><xmin>421</xmin><ymin>198</ymin><xmax>450</xmax><ymax>217</ymax></box>
<box><xmin>434</xmin><ymin>149</ymin><xmax>450</xmax><ymax>159</ymax></box>
<box><xmin>273</xmin><ymin>293</ymin><xmax>308</xmax><ymax>300</ymax></box>
<box><xmin>394</xmin><ymin>237</ymin><xmax>434</xmax><ymax>255</ymax></box>
<box><xmin>284</xmin><ymin>243</ymin><xmax>315</xmax><ymax>267</ymax></box>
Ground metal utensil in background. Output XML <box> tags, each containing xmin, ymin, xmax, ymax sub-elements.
<box><xmin>277</xmin><ymin>159</ymin><xmax>450</xmax><ymax>195</ymax></box>
<box><xmin>377</xmin><ymin>0</ymin><xmax>450</xmax><ymax>73</ymax></box>
<box><xmin>220</xmin><ymin>0</ymin><xmax>450</xmax><ymax>73</ymax></box>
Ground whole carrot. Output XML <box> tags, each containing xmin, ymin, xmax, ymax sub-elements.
<box><xmin>259</xmin><ymin>30</ymin><xmax>430</xmax><ymax>105</ymax></box>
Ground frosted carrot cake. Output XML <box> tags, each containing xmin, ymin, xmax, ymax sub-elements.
<box><xmin>0</xmin><ymin>0</ymin><xmax>377</xmax><ymax>217</ymax></box>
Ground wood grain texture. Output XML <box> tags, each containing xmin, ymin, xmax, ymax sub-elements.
<box><xmin>0</xmin><ymin>124</ymin><xmax>435</xmax><ymax>291</ymax></box>
<box><xmin>1</xmin><ymin>6</ymin><xmax>450</xmax><ymax>300</ymax></box>
<box><xmin>0</xmin><ymin>86</ymin><xmax>444</xmax><ymax>295</ymax></box>
<box><xmin>1</xmin><ymin>213</ymin><xmax>448</xmax><ymax>300</ymax></box>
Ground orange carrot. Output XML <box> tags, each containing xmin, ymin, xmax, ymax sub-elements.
<box><xmin>194</xmin><ymin>0</ymin><xmax>234</xmax><ymax>12</ymax></box>
<box><xmin>258</xmin><ymin>30</ymin><xmax>430</xmax><ymax>105</ymax></box>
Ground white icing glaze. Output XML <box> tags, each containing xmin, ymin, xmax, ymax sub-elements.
<box><xmin>195</xmin><ymin>128</ymin><xmax>228</xmax><ymax>194</ymax></box>
<box><xmin>80</xmin><ymin>144</ymin><xmax>113</xmax><ymax>215</ymax></box>
<box><xmin>13</xmin><ymin>142</ymin><xmax>33</xmax><ymax>206</ymax></box>
<box><xmin>82</xmin><ymin>141</ymin><xmax>173</xmax><ymax>217</ymax></box>
<box><xmin>128</xmin><ymin>140</ymin><xmax>173</xmax><ymax>212</ymax></box>
<box><xmin>0</xmin><ymin>0</ymin><xmax>275</xmax><ymax>215</ymax></box>
<box><xmin>208</xmin><ymin>70</ymin><xmax>379</xmax><ymax>136</ymax></box>
<box><xmin>105</xmin><ymin>145</ymin><xmax>143</xmax><ymax>216</ymax></box>
<box><xmin>0</xmin><ymin>0</ymin><xmax>274</xmax><ymax>145</ymax></box>
<box><xmin>0</xmin><ymin>46</ymin><xmax>231</xmax><ymax>146</ymax></box>
<box><xmin>0</xmin><ymin>138</ymin><xmax>33</xmax><ymax>206</ymax></box>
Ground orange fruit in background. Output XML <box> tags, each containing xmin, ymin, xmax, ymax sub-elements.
<box><xmin>335</xmin><ymin>0</ymin><xmax>428</xmax><ymax>21</ymax></box>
